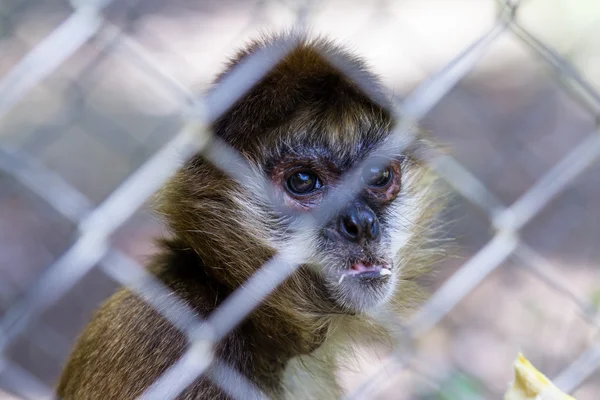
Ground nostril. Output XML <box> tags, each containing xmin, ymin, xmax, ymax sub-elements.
<box><xmin>343</xmin><ymin>217</ymin><xmax>359</xmax><ymax>238</ymax></box>
<box><xmin>370</xmin><ymin>219</ymin><xmax>379</xmax><ymax>238</ymax></box>
<box><xmin>338</xmin><ymin>202</ymin><xmax>379</xmax><ymax>243</ymax></box>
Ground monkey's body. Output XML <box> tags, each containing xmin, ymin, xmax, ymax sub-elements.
<box><xmin>58</xmin><ymin>34</ymin><xmax>440</xmax><ymax>399</ymax></box>
<box><xmin>58</xmin><ymin>240</ymin><xmax>341</xmax><ymax>399</ymax></box>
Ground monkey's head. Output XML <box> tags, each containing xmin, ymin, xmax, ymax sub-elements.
<box><xmin>159</xmin><ymin>34</ymin><xmax>435</xmax><ymax>314</ymax></box>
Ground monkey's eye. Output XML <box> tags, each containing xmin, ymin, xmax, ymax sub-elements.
<box><xmin>286</xmin><ymin>170</ymin><xmax>322</xmax><ymax>195</ymax></box>
<box><xmin>362</xmin><ymin>165</ymin><xmax>392</xmax><ymax>187</ymax></box>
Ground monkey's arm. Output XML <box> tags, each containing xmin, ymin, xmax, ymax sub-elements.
<box><xmin>56</xmin><ymin>287</ymin><xmax>230</xmax><ymax>400</ymax></box>
<box><xmin>56</xmin><ymin>244</ymin><xmax>249</xmax><ymax>400</ymax></box>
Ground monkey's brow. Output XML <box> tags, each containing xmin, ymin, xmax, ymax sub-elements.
<box><xmin>264</xmin><ymin>134</ymin><xmax>404</xmax><ymax>169</ymax></box>
<box><xmin>265</xmin><ymin>149</ymin><xmax>407</xmax><ymax>177</ymax></box>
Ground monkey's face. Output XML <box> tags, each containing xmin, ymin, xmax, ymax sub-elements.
<box><xmin>265</xmin><ymin>135</ymin><xmax>425</xmax><ymax>313</ymax></box>
<box><xmin>169</xmin><ymin>37</ymin><xmax>434</xmax><ymax>315</ymax></box>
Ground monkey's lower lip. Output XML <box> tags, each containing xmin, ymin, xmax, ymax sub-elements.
<box><xmin>344</xmin><ymin>262</ymin><xmax>391</xmax><ymax>279</ymax></box>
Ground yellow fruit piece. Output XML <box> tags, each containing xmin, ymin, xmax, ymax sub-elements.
<box><xmin>504</xmin><ymin>353</ymin><xmax>575</xmax><ymax>400</ymax></box>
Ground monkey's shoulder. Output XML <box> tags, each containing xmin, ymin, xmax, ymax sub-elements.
<box><xmin>57</xmin><ymin>243</ymin><xmax>232</xmax><ymax>399</ymax></box>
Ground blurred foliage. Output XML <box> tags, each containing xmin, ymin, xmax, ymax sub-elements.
<box><xmin>591</xmin><ymin>288</ymin><xmax>600</xmax><ymax>310</ymax></box>
<box><xmin>416</xmin><ymin>372</ymin><xmax>485</xmax><ymax>400</ymax></box>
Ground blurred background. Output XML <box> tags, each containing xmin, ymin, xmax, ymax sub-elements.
<box><xmin>1</xmin><ymin>0</ymin><xmax>600</xmax><ymax>398</ymax></box>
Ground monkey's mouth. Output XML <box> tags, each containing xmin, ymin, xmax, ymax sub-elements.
<box><xmin>326</xmin><ymin>259</ymin><xmax>396</xmax><ymax>311</ymax></box>
<box><xmin>338</xmin><ymin>262</ymin><xmax>391</xmax><ymax>283</ymax></box>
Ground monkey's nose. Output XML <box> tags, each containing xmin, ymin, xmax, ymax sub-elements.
<box><xmin>338</xmin><ymin>202</ymin><xmax>380</xmax><ymax>243</ymax></box>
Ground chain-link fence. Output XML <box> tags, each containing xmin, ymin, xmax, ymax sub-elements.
<box><xmin>1</xmin><ymin>0</ymin><xmax>600</xmax><ymax>398</ymax></box>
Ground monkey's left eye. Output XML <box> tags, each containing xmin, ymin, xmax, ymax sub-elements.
<box><xmin>286</xmin><ymin>170</ymin><xmax>322</xmax><ymax>195</ymax></box>
<box><xmin>362</xmin><ymin>165</ymin><xmax>392</xmax><ymax>187</ymax></box>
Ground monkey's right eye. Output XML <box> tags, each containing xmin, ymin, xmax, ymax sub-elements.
<box><xmin>286</xmin><ymin>170</ymin><xmax>322</xmax><ymax>195</ymax></box>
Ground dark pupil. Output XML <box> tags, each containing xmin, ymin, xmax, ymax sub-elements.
<box><xmin>288</xmin><ymin>171</ymin><xmax>317</xmax><ymax>194</ymax></box>
<box><xmin>366</xmin><ymin>166</ymin><xmax>391</xmax><ymax>186</ymax></box>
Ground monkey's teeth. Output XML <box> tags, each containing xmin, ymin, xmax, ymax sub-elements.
<box><xmin>380</xmin><ymin>268</ymin><xmax>392</xmax><ymax>276</ymax></box>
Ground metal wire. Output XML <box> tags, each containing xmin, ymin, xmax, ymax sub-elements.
<box><xmin>1</xmin><ymin>0</ymin><xmax>599</xmax><ymax>399</ymax></box>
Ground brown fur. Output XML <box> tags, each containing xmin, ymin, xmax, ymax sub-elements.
<box><xmin>57</xmin><ymin>33</ymin><xmax>443</xmax><ymax>399</ymax></box>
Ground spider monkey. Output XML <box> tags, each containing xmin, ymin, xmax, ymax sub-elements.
<box><xmin>57</xmin><ymin>32</ymin><xmax>441</xmax><ymax>399</ymax></box>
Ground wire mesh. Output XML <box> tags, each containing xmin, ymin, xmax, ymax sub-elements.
<box><xmin>1</xmin><ymin>0</ymin><xmax>600</xmax><ymax>399</ymax></box>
